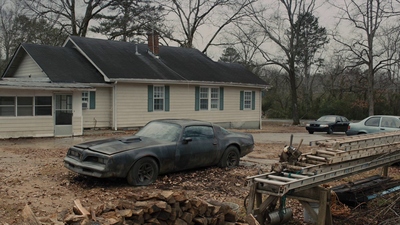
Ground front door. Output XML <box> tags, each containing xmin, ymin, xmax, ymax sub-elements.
<box><xmin>54</xmin><ymin>94</ymin><xmax>73</xmax><ymax>136</ymax></box>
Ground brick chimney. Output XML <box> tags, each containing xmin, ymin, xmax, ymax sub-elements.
<box><xmin>147</xmin><ymin>31</ymin><xmax>159</xmax><ymax>55</ymax></box>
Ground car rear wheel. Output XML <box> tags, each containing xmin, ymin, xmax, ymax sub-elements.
<box><xmin>127</xmin><ymin>157</ymin><xmax>158</xmax><ymax>186</ymax></box>
<box><xmin>308</xmin><ymin>130</ymin><xmax>314</xmax><ymax>134</ymax></box>
<box><xmin>219</xmin><ymin>146</ymin><xmax>240</xmax><ymax>168</ymax></box>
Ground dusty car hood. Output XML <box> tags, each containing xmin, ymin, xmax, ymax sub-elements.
<box><xmin>74</xmin><ymin>136</ymin><xmax>166</xmax><ymax>155</ymax></box>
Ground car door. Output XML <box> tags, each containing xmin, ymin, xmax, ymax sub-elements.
<box><xmin>380</xmin><ymin>116</ymin><xmax>400</xmax><ymax>132</ymax></box>
<box><xmin>175</xmin><ymin>125</ymin><xmax>219</xmax><ymax>170</ymax></box>
<box><xmin>363</xmin><ymin>116</ymin><xmax>382</xmax><ymax>133</ymax></box>
<box><xmin>335</xmin><ymin>116</ymin><xmax>350</xmax><ymax>132</ymax></box>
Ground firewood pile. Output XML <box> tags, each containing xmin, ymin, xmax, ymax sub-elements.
<box><xmin>22</xmin><ymin>190</ymin><xmax>257</xmax><ymax>225</ymax></box>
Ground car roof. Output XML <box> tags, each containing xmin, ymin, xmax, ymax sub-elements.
<box><xmin>150</xmin><ymin>119</ymin><xmax>213</xmax><ymax>127</ymax></box>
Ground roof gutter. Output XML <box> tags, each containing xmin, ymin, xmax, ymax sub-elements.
<box><xmin>109</xmin><ymin>78</ymin><xmax>269</xmax><ymax>89</ymax></box>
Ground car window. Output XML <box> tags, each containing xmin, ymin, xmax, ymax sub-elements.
<box><xmin>341</xmin><ymin>117</ymin><xmax>349</xmax><ymax>122</ymax></box>
<box><xmin>183</xmin><ymin>126</ymin><xmax>214</xmax><ymax>140</ymax></box>
<box><xmin>382</xmin><ymin>117</ymin><xmax>400</xmax><ymax>128</ymax></box>
<box><xmin>318</xmin><ymin>116</ymin><xmax>336</xmax><ymax>122</ymax></box>
<box><xmin>136</xmin><ymin>121</ymin><xmax>181</xmax><ymax>142</ymax></box>
<box><xmin>365</xmin><ymin>117</ymin><xmax>380</xmax><ymax>127</ymax></box>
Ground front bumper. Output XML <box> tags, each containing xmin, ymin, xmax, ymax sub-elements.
<box><xmin>306</xmin><ymin>127</ymin><xmax>328</xmax><ymax>132</ymax></box>
<box><xmin>64</xmin><ymin>157</ymin><xmax>114</xmax><ymax>178</ymax></box>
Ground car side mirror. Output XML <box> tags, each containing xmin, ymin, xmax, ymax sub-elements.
<box><xmin>183</xmin><ymin>137</ymin><xmax>192</xmax><ymax>144</ymax></box>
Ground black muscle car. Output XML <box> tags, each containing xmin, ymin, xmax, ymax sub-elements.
<box><xmin>64</xmin><ymin>119</ymin><xmax>254</xmax><ymax>186</ymax></box>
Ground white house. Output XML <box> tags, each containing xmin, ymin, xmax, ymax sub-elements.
<box><xmin>0</xmin><ymin>34</ymin><xmax>268</xmax><ymax>139</ymax></box>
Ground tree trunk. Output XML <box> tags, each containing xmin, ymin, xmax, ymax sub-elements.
<box><xmin>289</xmin><ymin>71</ymin><xmax>300</xmax><ymax>125</ymax></box>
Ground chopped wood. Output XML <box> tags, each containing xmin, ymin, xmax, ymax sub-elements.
<box><xmin>73</xmin><ymin>199</ymin><xmax>90</xmax><ymax>216</ymax></box>
<box><xmin>21</xmin><ymin>191</ymin><xmax>247</xmax><ymax>225</ymax></box>
<box><xmin>22</xmin><ymin>204</ymin><xmax>41</xmax><ymax>225</ymax></box>
<box><xmin>245</xmin><ymin>214</ymin><xmax>260</xmax><ymax>225</ymax></box>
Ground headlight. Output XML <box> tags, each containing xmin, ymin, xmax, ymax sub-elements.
<box><xmin>320</xmin><ymin>125</ymin><xmax>328</xmax><ymax>128</ymax></box>
<box><xmin>97</xmin><ymin>157</ymin><xmax>109</xmax><ymax>164</ymax></box>
<box><xmin>69</xmin><ymin>150</ymin><xmax>81</xmax><ymax>158</ymax></box>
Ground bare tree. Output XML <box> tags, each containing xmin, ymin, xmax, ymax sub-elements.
<box><xmin>241</xmin><ymin>0</ymin><xmax>324</xmax><ymax>125</ymax></box>
<box><xmin>331</xmin><ymin>0</ymin><xmax>400</xmax><ymax>116</ymax></box>
<box><xmin>0</xmin><ymin>0</ymin><xmax>24</xmax><ymax>62</ymax></box>
<box><xmin>157</xmin><ymin>0</ymin><xmax>255</xmax><ymax>53</ymax></box>
<box><xmin>23</xmin><ymin>0</ymin><xmax>114</xmax><ymax>37</ymax></box>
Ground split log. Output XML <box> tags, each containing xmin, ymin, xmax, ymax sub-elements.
<box><xmin>73</xmin><ymin>199</ymin><xmax>90</xmax><ymax>216</ymax></box>
<box><xmin>22</xmin><ymin>205</ymin><xmax>40</xmax><ymax>225</ymax></box>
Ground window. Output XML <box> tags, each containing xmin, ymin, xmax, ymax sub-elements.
<box><xmin>35</xmin><ymin>96</ymin><xmax>52</xmax><ymax>116</ymax></box>
<box><xmin>0</xmin><ymin>97</ymin><xmax>15</xmax><ymax>116</ymax></box>
<box><xmin>183</xmin><ymin>126</ymin><xmax>214</xmax><ymax>140</ymax></box>
<box><xmin>365</xmin><ymin>117</ymin><xmax>380</xmax><ymax>127</ymax></box>
<box><xmin>0</xmin><ymin>96</ymin><xmax>52</xmax><ymax>117</ymax></box>
<box><xmin>82</xmin><ymin>91</ymin><xmax>96</xmax><ymax>109</ymax></box>
<box><xmin>147</xmin><ymin>85</ymin><xmax>170</xmax><ymax>112</ymax></box>
<box><xmin>244</xmin><ymin>91</ymin><xmax>252</xmax><ymax>110</ymax></box>
<box><xmin>240</xmin><ymin>91</ymin><xmax>255</xmax><ymax>110</ymax></box>
<box><xmin>196</xmin><ymin>87</ymin><xmax>222</xmax><ymax>111</ymax></box>
<box><xmin>200</xmin><ymin>87</ymin><xmax>209</xmax><ymax>110</ymax></box>
<box><xmin>154</xmin><ymin>86</ymin><xmax>164</xmax><ymax>111</ymax></box>
<box><xmin>17</xmin><ymin>97</ymin><xmax>33</xmax><ymax>116</ymax></box>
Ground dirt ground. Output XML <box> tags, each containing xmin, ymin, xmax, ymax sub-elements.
<box><xmin>0</xmin><ymin>122</ymin><xmax>399</xmax><ymax>225</ymax></box>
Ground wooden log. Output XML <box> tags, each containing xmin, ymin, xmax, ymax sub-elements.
<box><xmin>173</xmin><ymin>218</ymin><xmax>188</xmax><ymax>225</ymax></box>
<box><xmin>181</xmin><ymin>212</ymin><xmax>193</xmax><ymax>223</ymax></box>
<box><xmin>73</xmin><ymin>199</ymin><xmax>90</xmax><ymax>216</ymax></box>
<box><xmin>22</xmin><ymin>204</ymin><xmax>41</xmax><ymax>225</ymax></box>
<box><xmin>245</xmin><ymin>214</ymin><xmax>260</xmax><ymax>225</ymax></box>
<box><xmin>224</xmin><ymin>209</ymin><xmax>238</xmax><ymax>222</ymax></box>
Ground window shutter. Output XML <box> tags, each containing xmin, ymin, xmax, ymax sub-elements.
<box><xmin>252</xmin><ymin>91</ymin><xmax>256</xmax><ymax>110</ymax></box>
<box><xmin>89</xmin><ymin>91</ymin><xmax>96</xmax><ymax>109</ymax></box>
<box><xmin>148</xmin><ymin>85</ymin><xmax>153</xmax><ymax>112</ymax></box>
<box><xmin>165</xmin><ymin>86</ymin><xmax>170</xmax><ymax>111</ymax></box>
<box><xmin>219</xmin><ymin>87</ymin><xmax>224</xmax><ymax>110</ymax></box>
<box><xmin>240</xmin><ymin>91</ymin><xmax>244</xmax><ymax>110</ymax></box>
<box><xmin>195</xmin><ymin>86</ymin><xmax>200</xmax><ymax>111</ymax></box>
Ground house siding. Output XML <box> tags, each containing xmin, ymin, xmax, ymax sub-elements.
<box><xmin>114</xmin><ymin>83</ymin><xmax>261</xmax><ymax>129</ymax></box>
<box><xmin>82</xmin><ymin>87</ymin><xmax>112</xmax><ymax>129</ymax></box>
<box><xmin>13</xmin><ymin>53</ymin><xmax>47</xmax><ymax>79</ymax></box>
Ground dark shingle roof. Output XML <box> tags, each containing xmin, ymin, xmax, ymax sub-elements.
<box><xmin>4</xmin><ymin>44</ymin><xmax>105</xmax><ymax>83</ymax></box>
<box><xmin>67</xmin><ymin>36</ymin><xmax>267</xmax><ymax>86</ymax></box>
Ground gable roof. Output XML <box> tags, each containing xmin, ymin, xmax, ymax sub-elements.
<box><xmin>66</xmin><ymin>36</ymin><xmax>267</xmax><ymax>87</ymax></box>
<box><xmin>3</xmin><ymin>44</ymin><xmax>105</xmax><ymax>83</ymax></box>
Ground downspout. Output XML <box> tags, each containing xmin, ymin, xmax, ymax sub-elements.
<box><xmin>259</xmin><ymin>90</ymin><xmax>262</xmax><ymax>129</ymax></box>
<box><xmin>113</xmin><ymin>81</ymin><xmax>118</xmax><ymax>131</ymax></box>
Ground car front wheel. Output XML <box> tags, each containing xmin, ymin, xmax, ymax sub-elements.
<box><xmin>308</xmin><ymin>130</ymin><xmax>314</xmax><ymax>134</ymax></box>
<box><xmin>219</xmin><ymin>146</ymin><xmax>240</xmax><ymax>168</ymax></box>
<box><xmin>127</xmin><ymin>157</ymin><xmax>158</xmax><ymax>186</ymax></box>
<box><xmin>327</xmin><ymin>127</ymin><xmax>333</xmax><ymax>134</ymax></box>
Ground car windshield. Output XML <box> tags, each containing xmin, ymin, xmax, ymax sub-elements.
<box><xmin>317</xmin><ymin>116</ymin><xmax>336</xmax><ymax>122</ymax></box>
<box><xmin>136</xmin><ymin>121</ymin><xmax>181</xmax><ymax>142</ymax></box>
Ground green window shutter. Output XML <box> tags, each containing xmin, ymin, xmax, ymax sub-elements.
<box><xmin>89</xmin><ymin>91</ymin><xmax>96</xmax><ymax>109</ymax></box>
<box><xmin>165</xmin><ymin>86</ymin><xmax>170</xmax><ymax>111</ymax></box>
<box><xmin>195</xmin><ymin>86</ymin><xmax>200</xmax><ymax>111</ymax></box>
<box><xmin>252</xmin><ymin>91</ymin><xmax>256</xmax><ymax>110</ymax></box>
<box><xmin>219</xmin><ymin>87</ymin><xmax>224</xmax><ymax>110</ymax></box>
<box><xmin>148</xmin><ymin>85</ymin><xmax>153</xmax><ymax>112</ymax></box>
<box><xmin>240</xmin><ymin>91</ymin><xmax>244</xmax><ymax>110</ymax></box>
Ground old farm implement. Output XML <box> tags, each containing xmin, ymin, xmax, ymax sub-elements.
<box><xmin>246</xmin><ymin>131</ymin><xmax>400</xmax><ymax>224</ymax></box>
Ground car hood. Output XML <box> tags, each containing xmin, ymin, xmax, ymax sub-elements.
<box><xmin>74</xmin><ymin>136</ymin><xmax>167</xmax><ymax>155</ymax></box>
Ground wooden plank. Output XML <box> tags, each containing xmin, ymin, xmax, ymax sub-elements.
<box><xmin>22</xmin><ymin>205</ymin><xmax>41</xmax><ymax>225</ymax></box>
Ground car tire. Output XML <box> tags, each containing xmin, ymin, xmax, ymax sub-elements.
<box><xmin>308</xmin><ymin>131</ymin><xmax>314</xmax><ymax>134</ymax></box>
<box><xmin>327</xmin><ymin>127</ymin><xmax>333</xmax><ymax>134</ymax></box>
<box><xmin>219</xmin><ymin>146</ymin><xmax>240</xmax><ymax>168</ymax></box>
<box><xmin>127</xmin><ymin>157</ymin><xmax>158</xmax><ymax>186</ymax></box>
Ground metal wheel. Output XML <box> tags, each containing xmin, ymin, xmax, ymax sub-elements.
<box><xmin>127</xmin><ymin>157</ymin><xmax>158</xmax><ymax>186</ymax></box>
<box><xmin>219</xmin><ymin>146</ymin><xmax>240</xmax><ymax>168</ymax></box>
